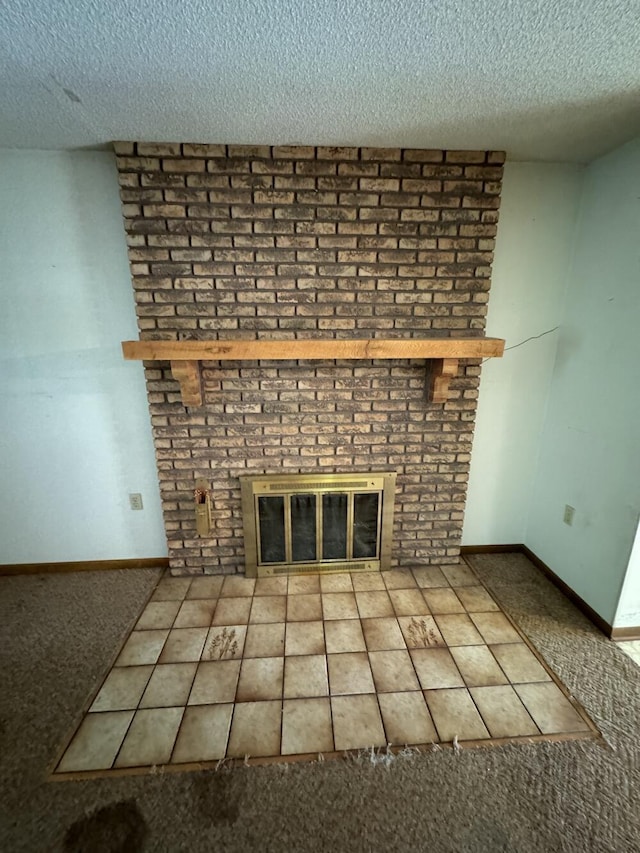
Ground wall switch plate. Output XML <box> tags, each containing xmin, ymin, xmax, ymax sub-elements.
<box><xmin>563</xmin><ymin>504</ymin><xmax>575</xmax><ymax>526</ymax></box>
<box><xmin>129</xmin><ymin>493</ymin><xmax>144</xmax><ymax>511</ymax></box>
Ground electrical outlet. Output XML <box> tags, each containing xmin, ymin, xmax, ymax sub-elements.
<box><xmin>563</xmin><ymin>504</ymin><xmax>575</xmax><ymax>526</ymax></box>
<box><xmin>129</xmin><ymin>493</ymin><xmax>144</xmax><ymax>511</ymax></box>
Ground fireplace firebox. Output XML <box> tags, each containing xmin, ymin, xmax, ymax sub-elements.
<box><xmin>240</xmin><ymin>473</ymin><xmax>396</xmax><ymax>577</ymax></box>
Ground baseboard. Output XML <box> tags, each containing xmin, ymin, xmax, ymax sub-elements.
<box><xmin>609</xmin><ymin>626</ymin><xmax>640</xmax><ymax>641</ymax></box>
<box><xmin>0</xmin><ymin>558</ymin><xmax>169</xmax><ymax>577</ymax></box>
<box><xmin>462</xmin><ymin>542</ymin><xmax>615</xmax><ymax>639</ymax></box>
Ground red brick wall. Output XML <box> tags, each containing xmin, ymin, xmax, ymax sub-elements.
<box><xmin>115</xmin><ymin>143</ymin><xmax>504</xmax><ymax>575</ymax></box>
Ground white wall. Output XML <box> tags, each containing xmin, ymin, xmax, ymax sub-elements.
<box><xmin>526</xmin><ymin>138</ymin><xmax>640</xmax><ymax>626</ymax></box>
<box><xmin>463</xmin><ymin>162</ymin><xmax>583</xmax><ymax>545</ymax></box>
<box><xmin>0</xmin><ymin>150</ymin><xmax>167</xmax><ymax>563</ymax></box>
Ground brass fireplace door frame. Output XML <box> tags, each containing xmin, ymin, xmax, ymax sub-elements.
<box><xmin>240</xmin><ymin>472</ymin><xmax>397</xmax><ymax>578</ymax></box>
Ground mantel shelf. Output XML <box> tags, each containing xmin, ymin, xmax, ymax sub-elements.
<box><xmin>121</xmin><ymin>337</ymin><xmax>505</xmax><ymax>406</ymax></box>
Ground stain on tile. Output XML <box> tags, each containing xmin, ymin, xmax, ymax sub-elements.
<box><xmin>202</xmin><ymin>625</ymin><xmax>247</xmax><ymax>661</ymax></box>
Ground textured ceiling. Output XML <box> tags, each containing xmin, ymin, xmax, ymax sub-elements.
<box><xmin>1</xmin><ymin>0</ymin><xmax>639</xmax><ymax>162</ymax></box>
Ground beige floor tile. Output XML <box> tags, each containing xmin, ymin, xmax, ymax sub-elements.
<box><xmin>355</xmin><ymin>590</ymin><xmax>394</xmax><ymax>619</ymax></box>
<box><xmin>324</xmin><ymin>619</ymin><xmax>367</xmax><ymax>653</ymax></box>
<box><xmin>389</xmin><ymin>588</ymin><xmax>430</xmax><ymax>617</ymax></box>
<box><xmin>58</xmin><ymin>711</ymin><xmax>134</xmax><ymax>772</ymax></box>
<box><xmin>422</xmin><ymin>588</ymin><xmax>465</xmax><ymax>614</ymax></box>
<box><xmin>211</xmin><ymin>597</ymin><xmax>252</xmax><ymax>626</ymax></box>
<box><xmin>244</xmin><ymin>623</ymin><xmax>285</xmax><ymax>658</ymax></box>
<box><xmin>220</xmin><ymin>575</ymin><xmax>256</xmax><ymax>597</ymax></box>
<box><xmin>171</xmin><ymin>704</ymin><xmax>233</xmax><ymax>763</ymax></box>
<box><xmin>249</xmin><ymin>596</ymin><xmax>287</xmax><ymax>624</ymax></box>
<box><xmin>470</xmin><ymin>612</ymin><xmax>522</xmax><ymax>645</ymax></box>
<box><xmin>425</xmin><ymin>688</ymin><xmax>490</xmax><ymax>741</ymax></box>
<box><xmin>328</xmin><ymin>652</ymin><xmax>375</xmax><ymax>695</ymax></box>
<box><xmin>139</xmin><ymin>662</ymin><xmax>197</xmax><ymax>708</ymax></box>
<box><xmin>236</xmin><ymin>657</ymin><xmax>284</xmax><ymax>702</ymax></box>
<box><xmin>284</xmin><ymin>655</ymin><xmax>329</xmax><ymax>698</ymax></box>
<box><xmin>287</xmin><ymin>593</ymin><xmax>322</xmax><ymax>622</ymax></box>
<box><xmin>323</xmin><ymin>592</ymin><xmax>359</xmax><ymax>620</ymax></box>
<box><xmin>320</xmin><ymin>573</ymin><xmax>353</xmax><ymax>593</ymax></box>
<box><xmin>281</xmin><ymin>698</ymin><xmax>334</xmax><ymax>754</ymax></box>
<box><xmin>617</xmin><ymin>641</ymin><xmax>640</xmax><ymax>666</ymax></box>
<box><xmin>514</xmin><ymin>683</ymin><xmax>590</xmax><ymax>734</ymax></box>
<box><xmin>450</xmin><ymin>645</ymin><xmax>509</xmax><ymax>687</ymax></box>
<box><xmin>151</xmin><ymin>578</ymin><xmax>192</xmax><ymax>601</ymax></box>
<box><xmin>174</xmin><ymin>599</ymin><xmax>216</xmax><ymax>629</ymax></box>
<box><xmin>331</xmin><ymin>694</ymin><xmax>386</xmax><ymax>750</ymax></box>
<box><xmin>455</xmin><ymin>586</ymin><xmax>500</xmax><ymax>612</ymax></box>
<box><xmin>90</xmin><ymin>666</ymin><xmax>153</xmax><ymax>712</ymax></box>
<box><xmin>440</xmin><ymin>563</ymin><xmax>478</xmax><ymax>587</ymax></box>
<box><xmin>201</xmin><ymin>625</ymin><xmax>247</xmax><ymax>661</ymax></box>
<box><xmin>412</xmin><ymin>567</ymin><xmax>449</xmax><ymax>588</ymax></box>
<box><xmin>350</xmin><ymin>571</ymin><xmax>386</xmax><ymax>591</ymax></box>
<box><xmin>286</xmin><ymin>621</ymin><xmax>326</xmax><ymax>656</ymax></box>
<box><xmin>288</xmin><ymin>574</ymin><xmax>321</xmax><ymax>594</ymax></box>
<box><xmin>490</xmin><ymin>643</ymin><xmax>551</xmax><ymax>683</ymax></box>
<box><xmin>135</xmin><ymin>600</ymin><xmax>181</xmax><ymax>631</ymax></box>
<box><xmin>188</xmin><ymin>660</ymin><xmax>241</xmax><ymax>705</ymax></box>
<box><xmin>434</xmin><ymin>614</ymin><xmax>484</xmax><ymax>646</ymax></box>
<box><xmin>116</xmin><ymin>630</ymin><xmax>169</xmax><ymax>666</ymax></box>
<box><xmin>382</xmin><ymin>568</ymin><xmax>417</xmax><ymax>589</ymax></box>
<box><xmin>470</xmin><ymin>686</ymin><xmax>540</xmax><ymax>738</ymax></box>
<box><xmin>361</xmin><ymin>617</ymin><xmax>406</xmax><ymax>651</ymax></box>
<box><xmin>410</xmin><ymin>648</ymin><xmax>464</xmax><ymax>689</ymax></box>
<box><xmin>186</xmin><ymin>576</ymin><xmax>225</xmax><ymax>599</ymax></box>
<box><xmin>378</xmin><ymin>692</ymin><xmax>438</xmax><ymax>745</ymax></box>
<box><xmin>227</xmin><ymin>700</ymin><xmax>281</xmax><ymax>757</ymax></box>
<box><xmin>158</xmin><ymin>628</ymin><xmax>208</xmax><ymax>664</ymax></box>
<box><xmin>369</xmin><ymin>650</ymin><xmax>420</xmax><ymax>692</ymax></box>
<box><xmin>398</xmin><ymin>615</ymin><xmax>445</xmax><ymax>649</ymax></box>
<box><xmin>254</xmin><ymin>577</ymin><xmax>288</xmax><ymax>596</ymax></box>
<box><xmin>115</xmin><ymin>707</ymin><xmax>183</xmax><ymax>767</ymax></box>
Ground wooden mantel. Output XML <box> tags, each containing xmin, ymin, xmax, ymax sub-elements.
<box><xmin>122</xmin><ymin>337</ymin><xmax>505</xmax><ymax>406</ymax></box>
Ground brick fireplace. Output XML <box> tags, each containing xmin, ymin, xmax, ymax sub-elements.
<box><xmin>115</xmin><ymin>144</ymin><xmax>504</xmax><ymax>576</ymax></box>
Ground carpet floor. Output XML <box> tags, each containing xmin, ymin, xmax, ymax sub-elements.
<box><xmin>1</xmin><ymin>553</ymin><xmax>639</xmax><ymax>852</ymax></box>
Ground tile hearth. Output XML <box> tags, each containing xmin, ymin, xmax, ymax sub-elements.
<box><xmin>53</xmin><ymin>563</ymin><xmax>597</xmax><ymax>777</ymax></box>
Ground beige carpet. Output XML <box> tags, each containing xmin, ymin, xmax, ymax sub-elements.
<box><xmin>0</xmin><ymin>553</ymin><xmax>638</xmax><ymax>852</ymax></box>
